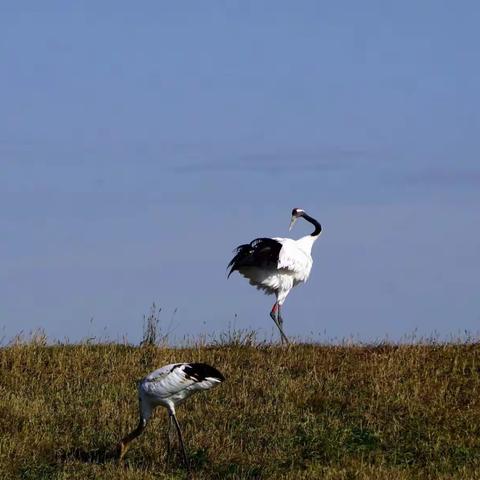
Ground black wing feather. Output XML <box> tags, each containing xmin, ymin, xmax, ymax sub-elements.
<box><xmin>183</xmin><ymin>363</ymin><xmax>225</xmax><ymax>382</ymax></box>
<box><xmin>227</xmin><ymin>237</ymin><xmax>282</xmax><ymax>277</ymax></box>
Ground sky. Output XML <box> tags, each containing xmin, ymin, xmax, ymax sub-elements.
<box><xmin>1</xmin><ymin>2</ymin><xmax>479</xmax><ymax>344</ymax></box>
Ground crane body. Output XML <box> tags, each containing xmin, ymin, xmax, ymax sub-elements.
<box><xmin>228</xmin><ymin>208</ymin><xmax>321</xmax><ymax>344</ymax></box>
<box><xmin>117</xmin><ymin>362</ymin><xmax>224</xmax><ymax>471</ymax></box>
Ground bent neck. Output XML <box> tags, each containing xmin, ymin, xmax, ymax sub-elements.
<box><xmin>121</xmin><ymin>417</ymin><xmax>146</xmax><ymax>446</ymax></box>
<box><xmin>302</xmin><ymin>213</ymin><xmax>322</xmax><ymax>237</ymax></box>
<box><xmin>296</xmin><ymin>233</ymin><xmax>319</xmax><ymax>253</ymax></box>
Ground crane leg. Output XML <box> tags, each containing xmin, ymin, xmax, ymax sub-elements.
<box><xmin>166</xmin><ymin>414</ymin><xmax>175</xmax><ymax>458</ymax></box>
<box><xmin>277</xmin><ymin>304</ymin><xmax>284</xmax><ymax>328</ymax></box>
<box><xmin>278</xmin><ymin>304</ymin><xmax>286</xmax><ymax>329</ymax></box>
<box><xmin>270</xmin><ymin>303</ymin><xmax>290</xmax><ymax>345</ymax></box>
<box><xmin>172</xmin><ymin>413</ymin><xmax>190</xmax><ymax>472</ymax></box>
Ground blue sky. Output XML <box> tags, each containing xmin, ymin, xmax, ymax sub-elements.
<box><xmin>1</xmin><ymin>2</ymin><xmax>479</xmax><ymax>343</ymax></box>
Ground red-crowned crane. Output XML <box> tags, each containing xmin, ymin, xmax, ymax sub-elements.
<box><xmin>228</xmin><ymin>208</ymin><xmax>322</xmax><ymax>344</ymax></box>
<box><xmin>117</xmin><ymin>363</ymin><xmax>225</xmax><ymax>471</ymax></box>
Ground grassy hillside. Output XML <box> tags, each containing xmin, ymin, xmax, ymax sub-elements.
<box><xmin>1</xmin><ymin>337</ymin><xmax>480</xmax><ymax>479</ymax></box>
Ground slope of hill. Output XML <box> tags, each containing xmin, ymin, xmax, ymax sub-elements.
<box><xmin>1</xmin><ymin>338</ymin><xmax>479</xmax><ymax>479</ymax></box>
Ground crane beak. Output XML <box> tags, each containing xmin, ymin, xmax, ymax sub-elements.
<box><xmin>289</xmin><ymin>216</ymin><xmax>298</xmax><ymax>231</ymax></box>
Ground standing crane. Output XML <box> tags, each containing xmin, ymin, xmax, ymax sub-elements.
<box><xmin>228</xmin><ymin>208</ymin><xmax>322</xmax><ymax>344</ymax></box>
<box><xmin>117</xmin><ymin>362</ymin><xmax>225</xmax><ymax>471</ymax></box>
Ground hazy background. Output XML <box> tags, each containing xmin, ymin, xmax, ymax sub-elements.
<box><xmin>1</xmin><ymin>2</ymin><xmax>479</xmax><ymax>343</ymax></box>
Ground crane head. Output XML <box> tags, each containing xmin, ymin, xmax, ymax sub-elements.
<box><xmin>289</xmin><ymin>208</ymin><xmax>305</xmax><ymax>231</ymax></box>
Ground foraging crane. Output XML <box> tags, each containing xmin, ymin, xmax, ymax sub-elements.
<box><xmin>228</xmin><ymin>208</ymin><xmax>322</xmax><ymax>344</ymax></box>
<box><xmin>117</xmin><ymin>363</ymin><xmax>225</xmax><ymax>470</ymax></box>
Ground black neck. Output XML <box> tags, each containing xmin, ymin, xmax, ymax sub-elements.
<box><xmin>302</xmin><ymin>213</ymin><xmax>322</xmax><ymax>237</ymax></box>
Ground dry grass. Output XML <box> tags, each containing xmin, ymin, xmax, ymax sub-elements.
<box><xmin>1</xmin><ymin>335</ymin><xmax>480</xmax><ymax>479</ymax></box>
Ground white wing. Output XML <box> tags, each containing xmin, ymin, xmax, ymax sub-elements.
<box><xmin>144</xmin><ymin>363</ymin><xmax>179</xmax><ymax>382</ymax></box>
<box><xmin>142</xmin><ymin>364</ymin><xmax>194</xmax><ymax>397</ymax></box>
<box><xmin>142</xmin><ymin>363</ymin><xmax>222</xmax><ymax>398</ymax></box>
<box><xmin>273</xmin><ymin>238</ymin><xmax>313</xmax><ymax>280</ymax></box>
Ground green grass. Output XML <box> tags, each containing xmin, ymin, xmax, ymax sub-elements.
<box><xmin>1</xmin><ymin>337</ymin><xmax>480</xmax><ymax>479</ymax></box>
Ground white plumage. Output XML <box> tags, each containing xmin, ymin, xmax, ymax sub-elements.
<box><xmin>118</xmin><ymin>363</ymin><xmax>224</xmax><ymax>470</ymax></box>
<box><xmin>228</xmin><ymin>208</ymin><xmax>322</xmax><ymax>344</ymax></box>
<box><xmin>140</xmin><ymin>363</ymin><xmax>224</xmax><ymax>417</ymax></box>
<box><xmin>251</xmin><ymin>236</ymin><xmax>316</xmax><ymax>302</ymax></box>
